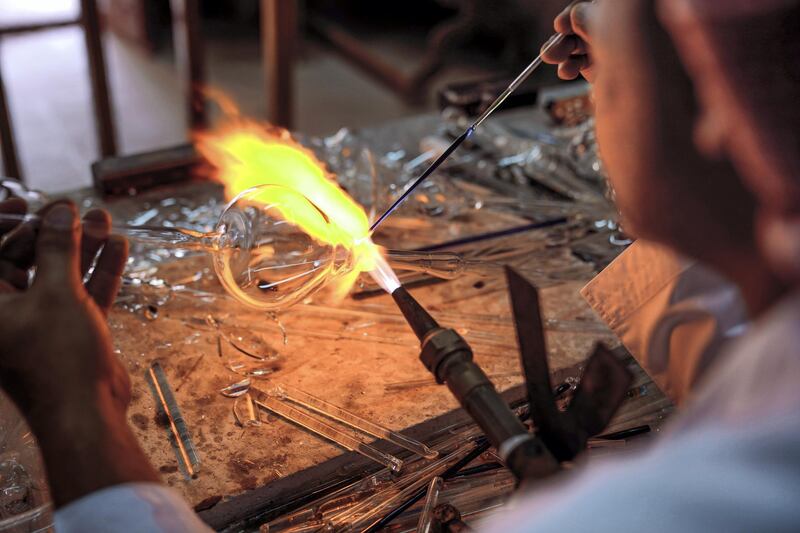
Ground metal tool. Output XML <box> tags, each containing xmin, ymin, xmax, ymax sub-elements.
<box><xmin>391</xmin><ymin>285</ymin><xmax>558</xmax><ymax>481</ymax></box>
<box><xmin>369</xmin><ymin>0</ymin><xmax>581</xmax><ymax>233</ymax></box>
<box><xmin>390</xmin><ymin>266</ymin><xmax>633</xmax><ymax>482</ymax></box>
<box><xmin>506</xmin><ymin>267</ymin><xmax>633</xmax><ymax>461</ymax></box>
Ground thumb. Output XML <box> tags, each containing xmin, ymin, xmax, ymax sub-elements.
<box><xmin>33</xmin><ymin>203</ymin><xmax>81</xmax><ymax>290</ymax></box>
<box><xmin>571</xmin><ymin>3</ymin><xmax>595</xmax><ymax>45</ymax></box>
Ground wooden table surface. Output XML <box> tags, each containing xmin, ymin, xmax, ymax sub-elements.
<box><xmin>60</xmin><ymin>106</ymin><xmax>672</xmax><ymax>529</ymax></box>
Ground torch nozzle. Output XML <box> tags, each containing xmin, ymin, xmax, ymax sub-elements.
<box><xmin>391</xmin><ymin>287</ymin><xmax>440</xmax><ymax>342</ymax></box>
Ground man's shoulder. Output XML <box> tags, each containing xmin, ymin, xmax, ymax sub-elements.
<box><xmin>685</xmin><ymin>291</ymin><xmax>800</xmax><ymax>424</ymax></box>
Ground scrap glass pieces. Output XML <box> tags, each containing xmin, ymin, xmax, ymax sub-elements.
<box><xmin>208</xmin><ymin>316</ymin><xmax>282</xmax><ymax>361</ymax></box>
<box><xmin>273</xmin><ymin>385</ymin><xmax>438</xmax><ymax>460</ymax></box>
<box><xmin>233</xmin><ymin>394</ymin><xmax>261</xmax><ymax>427</ymax></box>
<box><xmin>227</xmin><ymin>360</ymin><xmax>279</xmax><ymax>380</ymax></box>
<box><xmin>220</xmin><ymin>378</ymin><xmax>251</xmax><ymax>398</ymax></box>
<box><xmin>250</xmin><ymin>388</ymin><xmax>404</xmax><ymax>474</ymax></box>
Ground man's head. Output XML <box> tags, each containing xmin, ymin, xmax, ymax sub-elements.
<box><xmin>590</xmin><ymin>0</ymin><xmax>758</xmax><ymax>265</ymax></box>
<box><xmin>658</xmin><ymin>0</ymin><xmax>800</xmax><ymax>282</ymax></box>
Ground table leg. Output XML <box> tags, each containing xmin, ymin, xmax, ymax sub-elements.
<box><xmin>261</xmin><ymin>0</ymin><xmax>296</xmax><ymax>129</ymax></box>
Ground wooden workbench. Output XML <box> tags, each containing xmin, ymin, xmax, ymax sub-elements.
<box><xmin>64</xmin><ymin>107</ymin><xmax>672</xmax><ymax>531</ymax></box>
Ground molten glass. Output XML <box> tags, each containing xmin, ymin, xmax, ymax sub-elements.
<box><xmin>0</xmin><ymin>185</ymin><xmax>497</xmax><ymax>310</ymax></box>
<box><xmin>213</xmin><ymin>185</ymin><xmax>398</xmax><ymax>309</ymax></box>
<box><xmin>195</xmin><ymin>110</ymin><xmax>396</xmax><ymax>302</ymax></box>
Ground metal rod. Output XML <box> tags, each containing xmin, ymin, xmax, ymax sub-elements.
<box><xmin>414</xmin><ymin>217</ymin><xmax>568</xmax><ymax>252</ymax></box>
<box><xmin>369</xmin><ymin>128</ymin><xmax>473</xmax><ymax>232</ymax></box>
<box><xmin>148</xmin><ymin>362</ymin><xmax>200</xmax><ymax>478</ymax></box>
<box><xmin>368</xmin><ymin>0</ymin><xmax>580</xmax><ymax>233</ymax></box>
<box><xmin>469</xmin><ymin>31</ymin><xmax>567</xmax><ymax>130</ymax></box>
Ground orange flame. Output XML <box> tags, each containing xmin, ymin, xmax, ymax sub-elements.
<box><xmin>195</xmin><ymin>96</ymin><xmax>383</xmax><ymax>298</ymax></box>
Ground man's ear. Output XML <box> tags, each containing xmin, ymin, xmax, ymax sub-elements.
<box><xmin>693</xmin><ymin>106</ymin><xmax>728</xmax><ymax>161</ymax></box>
<box><xmin>759</xmin><ymin>211</ymin><xmax>800</xmax><ymax>284</ymax></box>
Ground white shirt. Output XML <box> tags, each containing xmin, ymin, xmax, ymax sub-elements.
<box><xmin>581</xmin><ymin>240</ymin><xmax>749</xmax><ymax>404</ymax></box>
<box><xmin>55</xmin><ymin>483</ymin><xmax>211</xmax><ymax>532</ymax></box>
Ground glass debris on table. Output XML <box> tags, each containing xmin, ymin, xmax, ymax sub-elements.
<box><xmin>270</xmin><ymin>385</ymin><xmax>438</xmax><ymax>460</ymax></box>
<box><xmin>227</xmin><ymin>360</ymin><xmax>280</xmax><ymax>380</ymax></box>
<box><xmin>220</xmin><ymin>378</ymin><xmax>252</xmax><ymax>398</ymax></box>
<box><xmin>114</xmin><ymin>92</ymin><xmax>622</xmax><ymax>316</ymax></box>
<box><xmin>233</xmin><ymin>394</ymin><xmax>261</xmax><ymax>427</ymax></box>
<box><xmin>260</xmin><ymin>424</ymin><xmax>490</xmax><ymax>533</ymax></box>
<box><xmin>250</xmin><ymin>387</ymin><xmax>405</xmax><ymax>474</ymax></box>
<box><xmin>416</xmin><ymin>476</ymin><xmax>443</xmax><ymax>533</ymax></box>
<box><xmin>207</xmin><ymin>316</ymin><xmax>282</xmax><ymax>361</ymax></box>
<box><xmin>323</xmin><ymin>439</ymin><xmax>483</xmax><ymax>531</ymax></box>
<box><xmin>302</xmin><ymin>110</ymin><xmax>614</xmax><ymax>232</ymax></box>
<box><xmin>255</xmin><ymin>350</ymin><xmax>668</xmax><ymax>532</ymax></box>
<box><xmin>98</xmin><ymin>88</ymin><xmax>665</xmax><ymax>524</ymax></box>
<box><xmin>230</xmin><ymin>381</ymin><xmax>441</xmax><ymax>470</ymax></box>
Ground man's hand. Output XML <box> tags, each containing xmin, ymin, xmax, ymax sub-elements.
<box><xmin>0</xmin><ymin>200</ymin><xmax>158</xmax><ymax>508</ymax></box>
<box><xmin>542</xmin><ymin>2</ymin><xmax>597</xmax><ymax>82</ymax></box>
<box><xmin>0</xmin><ymin>201</ymin><xmax>130</xmax><ymax>416</ymax></box>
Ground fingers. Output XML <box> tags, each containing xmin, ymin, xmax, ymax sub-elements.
<box><xmin>80</xmin><ymin>209</ymin><xmax>111</xmax><ymax>277</ymax></box>
<box><xmin>570</xmin><ymin>2</ymin><xmax>594</xmax><ymax>44</ymax></box>
<box><xmin>1</xmin><ymin>207</ymin><xmax>115</xmax><ymax>278</ymax></box>
<box><xmin>32</xmin><ymin>203</ymin><xmax>82</xmax><ymax>291</ymax></box>
<box><xmin>0</xmin><ymin>198</ymin><xmax>27</xmax><ymax>238</ymax></box>
<box><xmin>1</xmin><ymin>222</ymin><xmax>36</xmax><ymax>270</ymax></box>
<box><xmin>110</xmin><ymin>362</ymin><xmax>133</xmax><ymax>410</ymax></box>
<box><xmin>0</xmin><ymin>200</ymin><xmax>35</xmax><ymax>289</ymax></box>
<box><xmin>554</xmin><ymin>2</ymin><xmax>594</xmax><ymax>40</ymax></box>
<box><xmin>0</xmin><ymin>263</ymin><xmax>28</xmax><ymax>291</ymax></box>
<box><xmin>554</xmin><ymin>3</ymin><xmax>577</xmax><ymax>34</ymax></box>
<box><xmin>542</xmin><ymin>35</ymin><xmax>584</xmax><ymax>64</ymax></box>
<box><xmin>85</xmin><ymin>235</ymin><xmax>128</xmax><ymax>314</ymax></box>
<box><xmin>559</xmin><ymin>55</ymin><xmax>593</xmax><ymax>81</ymax></box>
<box><xmin>544</xmin><ymin>2</ymin><xmax>597</xmax><ymax>82</ymax></box>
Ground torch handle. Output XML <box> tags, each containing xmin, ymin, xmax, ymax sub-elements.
<box><xmin>392</xmin><ymin>287</ymin><xmax>559</xmax><ymax>480</ymax></box>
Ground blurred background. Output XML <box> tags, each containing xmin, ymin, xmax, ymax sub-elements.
<box><xmin>0</xmin><ymin>0</ymin><xmax>566</xmax><ymax>192</ymax></box>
